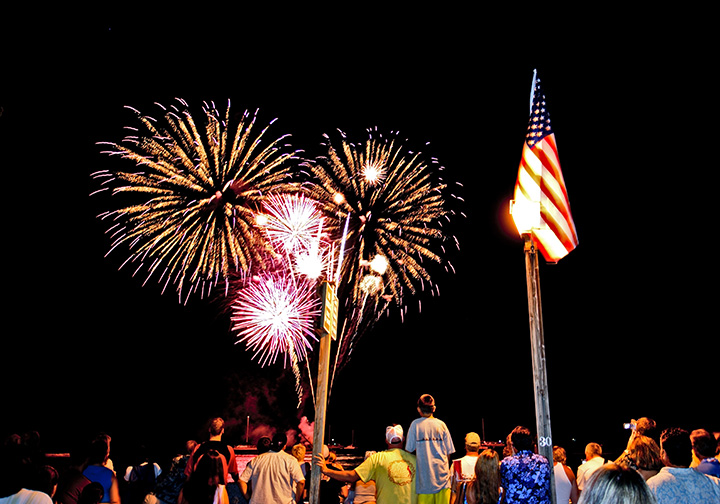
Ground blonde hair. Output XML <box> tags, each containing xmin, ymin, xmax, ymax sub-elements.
<box><xmin>291</xmin><ymin>443</ymin><xmax>306</xmax><ymax>463</ymax></box>
<box><xmin>577</xmin><ymin>463</ymin><xmax>657</xmax><ymax>504</ymax></box>
<box><xmin>585</xmin><ymin>442</ymin><xmax>603</xmax><ymax>458</ymax></box>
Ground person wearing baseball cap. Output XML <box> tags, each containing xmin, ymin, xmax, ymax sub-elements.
<box><xmin>316</xmin><ymin>424</ymin><xmax>417</xmax><ymax>504</ymax></box>
<box><xmin>449</xmin><ymin>433</ymin><xmax>482</xmax><ymax>504</ymax></box>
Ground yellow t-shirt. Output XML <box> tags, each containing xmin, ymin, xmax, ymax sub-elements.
<box><xmin>354</xmin><ymin>448</ymin><xmax>417</xmax><ymax>504</ymax></box>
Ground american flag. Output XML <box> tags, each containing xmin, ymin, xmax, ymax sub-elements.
<box><xmin>511</xmin><ymin>71</ymin><xmax>578</xmax><ymax>263</ymax></box>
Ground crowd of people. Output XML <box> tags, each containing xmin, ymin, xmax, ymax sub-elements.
<box><xmin>2</xmin><ymin>402</ymin><xmax>719</xmax><ymax>504</ymax></box>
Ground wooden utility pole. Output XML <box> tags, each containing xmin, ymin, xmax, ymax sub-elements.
<box><xmin>309</xmin><ymin>281</ymin><xmax>338</xmax><ymax>504</ymax></box>
<box><xmin>523</xmin><ymin>233</ymin><xmax>556</xmax><ymax>504</ymax></box>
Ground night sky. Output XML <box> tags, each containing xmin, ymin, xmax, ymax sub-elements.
<box><xmin>2</xmin><ymin>14</ymin><xmax>717</xmax><ymax>468</ymax></box>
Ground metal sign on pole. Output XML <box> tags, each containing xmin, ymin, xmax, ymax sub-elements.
<box><xmin>309</xmin><ymin>281</ymin><xmax>338</xmax><ymax>504</ymax></box>
<box><xmin>523</xmin><ymin>233</ymin><xmax>556</xmax><ymax>504</ymax></box>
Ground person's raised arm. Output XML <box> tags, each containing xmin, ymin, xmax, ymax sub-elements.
<box><xmin>314</xmin><ymin>455</ymin><xmax>361</xmax><ymax>483</ymax></box>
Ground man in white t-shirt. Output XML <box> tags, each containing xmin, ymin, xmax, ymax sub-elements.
<box><xmin>576</xmin><ymin>442</ymin><xmax>604</xmax><ymax>493</ymax></box>
<box><xmin>239</xmin><ymin>433</ymin><xmax>305</xmax><ymax>504</ymax></box>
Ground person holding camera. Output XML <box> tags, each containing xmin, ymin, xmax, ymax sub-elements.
<box><xmin>624</xmin><ymin>418</ymin><xmax>657</xmax><ymax>451</ymax></box>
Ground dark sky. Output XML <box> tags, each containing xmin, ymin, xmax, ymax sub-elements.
<box><xmin>2</xmin><ymin>15</ymin><xmax>717</xmax><ymax>467</ymax></box>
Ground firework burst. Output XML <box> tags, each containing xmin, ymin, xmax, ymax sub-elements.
<box><xmin>226</xmin><ymin>192</ymin><xmax>330</xmax><ymax>401</ymax></box>
<box><xmin>261</xmin><ymin>193</ymin><xmax>325</xmax><ymax>259</ymax></box>
<box><xmin>91</xmin><ymin>99</ymin><xmax>299</xmax><ymax>302</ymax></box>
<box><xmin>231</xmin><ymin>272</ymin><xmax>320</xmax><ymax>368</ymax></box>
<box><xmin>302</xmin><ymin>127</ymin><xmax>458</xmax><ymax>367</ymax></box>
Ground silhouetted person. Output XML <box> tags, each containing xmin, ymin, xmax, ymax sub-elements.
<box><xmin>179</xmin><ymin>450</ymin><xmax>229</xmax><ymax>504</ymax></box>
<box><xmin>144</xmin><ymin>440</ymin><xmax>196</xmax><ymax>504</ymax></box>
<box><xmin>185</xmin><ymin>418</ymin><xmax>238</xmax><ymax>484</ymax></box>
<box><xmin>77</xmin><ymin>483</ymin><xmax>105</xmax><ymax>504</ymax></box>
<box><xmin>122</xmin><ymin>445</ymin><xmax>161</xmax><ymax>504</ymax></box>
<box><xmin>55</xmin><ymin>441</ymin><xmax>91</xmax><ymax>504</ymax></box>
<box><xmin>82</xmin><ymin>435</ymin><xmax>120</xmax><ymax>504</ymax></box>
<box><xmin>317</xmin><ymin>446</ymin><xmax>344</xmax><ymax>504</ymax></box>
<box><xmin>0</xmin><ymin>439</ymin><xmax>53</xmax><ymax>504</ymax></box>
<box><xmin>28</xmin><ymin>465</ymin><xmax>59</xmax><ymax>500</ymax></box>
<box><xmin>256</xmin><ymin>437</ymin><xmax>271</xmax><ymax>455</ymax></box>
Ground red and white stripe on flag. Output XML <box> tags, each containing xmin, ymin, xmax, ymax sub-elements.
<box><xmin>511</xmin><ymin>72</ymin><xmax>578</xmax><ymax>263</ymax></box>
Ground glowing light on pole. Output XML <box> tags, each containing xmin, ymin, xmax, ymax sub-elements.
<box><xmin>509</xmin><ymin>199</ymin><xmax>541</xmax><ymax>236</ymax></box>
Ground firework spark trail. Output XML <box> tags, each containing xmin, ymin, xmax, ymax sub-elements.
<box><xmin>288</xmin><ymin>341</ymin><xmax>304</xmax><ymax>408</ymax></box>
<box><xmin>92</xmin><ymin>99</ymin><xmax>299</xmax><ymax>302</ymax></box>
<box><xmin>303</xmin><ymin>127</ymin><xmax>458</xmax><ymax>370</ymax></box>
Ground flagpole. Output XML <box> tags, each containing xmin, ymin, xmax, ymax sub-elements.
<box><xmin>513</xmin><ymin>69</ymin><xmax>576</xmax><ymax>504</ymax></box>
<box><xmin>529</xmin><ymin>69</ymin><xmax>537</xmax><ymax>113</ymax></box>
<box><xmin>522</xmin><ymin>233</ymin><xmax>556</xmax><ymax>504</ymax></box>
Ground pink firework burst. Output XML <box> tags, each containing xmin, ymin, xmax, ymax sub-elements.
<box><xmin>231</xmin><ymin>273</ymin><xmax>320</xmax><ymax>367</ymax></box>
